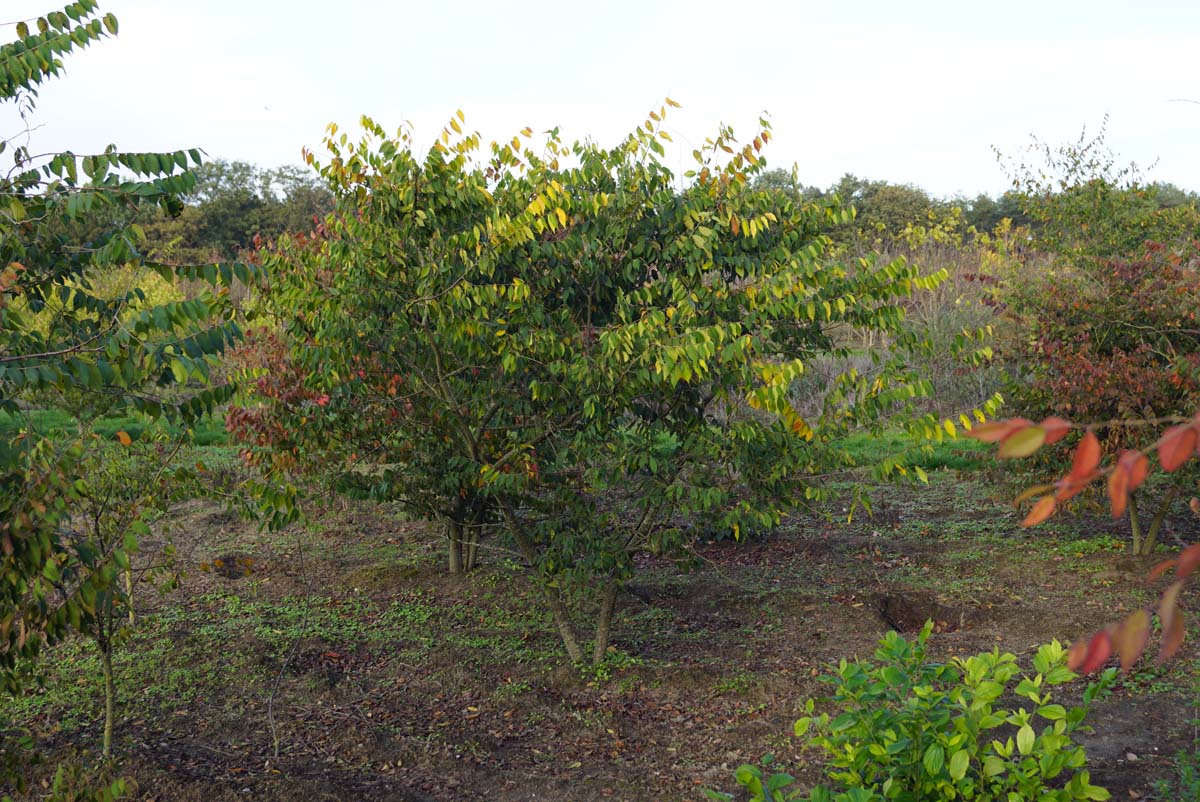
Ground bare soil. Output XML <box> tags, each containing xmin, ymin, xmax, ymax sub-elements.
<box><xmin>8</xmin><ymin>474</ymin><xmax>1199</xmax><ymax>801</ymax></box>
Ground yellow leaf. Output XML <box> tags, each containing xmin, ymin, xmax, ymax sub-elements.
<box><xmin>116</xmin><ymin>431</ymin><xmax>132</xmax><ymax>447</ymax></box>
<box><xmin>555</xmin><ymin>207</ymin><xmax>567</xmax><ymax>226</ymax></box>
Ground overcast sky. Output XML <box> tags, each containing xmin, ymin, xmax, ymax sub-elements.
<box><xmin>5</xmin><ymin>1</ymin><xmax>1199</xmax><ymax>198</ymax></box>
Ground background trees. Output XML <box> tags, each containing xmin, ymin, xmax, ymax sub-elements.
<box><xmin>992</xmin><ymin>127</ymin><xmax>1200</xmax><ymax>555</ymax></box>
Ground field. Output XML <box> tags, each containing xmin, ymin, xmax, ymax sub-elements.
<box><xmin>9</xmin><ymin>444</ymin><xmax>1200</xmax><ymax>802</ymax></box>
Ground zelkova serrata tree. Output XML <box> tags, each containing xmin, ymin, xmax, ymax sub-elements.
<box><xmin>232</xmin><ymin>104</ymin><xmax>990</xmax><ymax>664</ymax></box>
<box><xmin>0</xmin><ymin>0</ymin><xmax>260</xmax><ymax>741</ymax></box>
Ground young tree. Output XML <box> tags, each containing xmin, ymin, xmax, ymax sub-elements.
<box><xmin>0</xmin><ymin>1</ymin><xmax>258</xmax><ymax>697</ymax></box>
<box><xmin>232</xmin><ymin>105</ymin><xmax>980</xmax><ymax>664</ymax></box>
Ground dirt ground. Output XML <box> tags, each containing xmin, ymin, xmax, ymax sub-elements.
<box><xmin>7</xmin><ymin>472</ymin><xmax>1200</xmax><ymax>801</ymax></box>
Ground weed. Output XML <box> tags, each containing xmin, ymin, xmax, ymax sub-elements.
<box><xmin>1154</xmin><ymin>749</ymin><xmax>1200</xmax><ymax>801</ymax></box>
<box><xmin>492</xmin><ymin>679</ymin><xmax>533</xmax><ymax>702</ymax></box>
<box><xmin>712</xmin><ymin>669</ymin><xmax>755</xmax><ymax>696</ymax></box>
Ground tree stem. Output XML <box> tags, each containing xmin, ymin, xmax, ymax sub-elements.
<box><xmin>592</xmin><ymin>578</ymin><xmax>619</xmax><ymax>665</ymax></box>
<box><xmin>499</xmin><ymin>503</ymin><xmax>583</xmax><ymax>663</ymax></box>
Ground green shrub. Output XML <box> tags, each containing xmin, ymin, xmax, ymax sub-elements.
<box><xmin>708</xmin><ymin>623</ymin><xmax>1113</xmax><ymax>801</ymax></box>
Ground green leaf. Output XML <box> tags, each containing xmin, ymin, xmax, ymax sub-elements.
<box><xmin>998</xmin><ymin>425</ymin><xmax>1046</xmax><ymax>459</ymax></box>
<box><xmin>1016</xmin><ymin>724</ymin><xmax>1035</xmax><ymax>755</ymax></box>
<box><xmin>923</xmin><ymin>743</ymin><xmax>944</xmax><ymax>775</ymax></box>
<box><xmin>948</xmin><ymin>749</ymin><xmax>969</xmax><ymax>780</ymax></box>
<box><xmin>1038</xmin><ymin>704</ymin><xmax>1067</xmax><ymax>720</ymax></box>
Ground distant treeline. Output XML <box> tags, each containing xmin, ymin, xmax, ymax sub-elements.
<box><xmin>753</xmin><ymin>168</ymin><xmax>1200</xmax><ymax>238</ymax></box>
<box><xmin>141</xmin><ymin>160</ymin><xmax>1199</xmax><ymax>265</ymax></box>
<box><xmin>139</xmin><ymin>160</ymin><xmax>334</xmax><ymax>264</ymax></box>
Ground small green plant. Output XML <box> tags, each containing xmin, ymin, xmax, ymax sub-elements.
<box><xmin>1154</xmin><ymin>749</ymin><xmax>1200</xmax><ymax>801</ymax></box>
<box><xmin>708</xmin><ymin>622</ymin><xmax>1113</xmax><ymax>801</ymax></box>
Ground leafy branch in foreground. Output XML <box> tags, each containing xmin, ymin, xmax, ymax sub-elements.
<box><xmin>968</xmin><ymin>413</ymin><xmax>1200</xmax><ymax>673</ymax></box>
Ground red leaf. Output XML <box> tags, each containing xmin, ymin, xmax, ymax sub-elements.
<box><xmin>1108</xmin><ymin>451</ymin><xmax>1149</xmax><ymax>519</ymax></box>
<box><xmin>1159</xmin><ymin>607</ymin><xmax>1186</xmax><ymax>664</ymax></box>
<box><xmin>1080</xmin><ymin>630</ymin><xmax>1113</xmax><ymax>674</ymax></box>
<box><xmin>1040</xmin><ymin>416</ymin><xmax>1073</xmax><ymax>445</ymax></box>
<box><xmin>1069</xmin><ymin>431</ymin><xmax>1101</xmax><ymax>481</ymax></box>
<box><xmin>1113</xmin><ymin>609</ymin><xmax>1151</xmax><ymax>674</ymax></box>
<box><xmin>1149</xmin><ymin>558</ymin><xmax>1178</xmax><ymax>581</ymax></box>
<box><xmin>967</xmin><ymin>418</ymin><xmax>1032</xmax><ymax>443</ymax></box>
<box><xmin>1158</xmin><ymin>424</ymin><xmax>1198</xmax><ymax>472</ymax></box>
<box><xmin>1066</xmin><ymin>639</ymin><xmax>1089</xmax><ymax>671</ymax></box>
<box><xmin>1177</xmin><ymin>544</ymin><xmax>1200</xmax><ymax>579</ymax></box>
<box><xmin>1021</xmin><ymin>495</ymin><xmax>1057</xmax><ymax>528</ymax></box>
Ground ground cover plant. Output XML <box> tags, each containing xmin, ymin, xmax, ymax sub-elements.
<box><xmin>4</xmin><ymin>471</ymin><xmax>1199</xmax><ymax>801</ymax></box>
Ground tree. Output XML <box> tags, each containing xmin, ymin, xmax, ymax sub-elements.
<box><xmin>995</xmin><ymin>126</ymin><xmax>1200</xmax><ymax>554</ymax></box>
<box><xmin>231</xmin><ymin>104</ymin><xmax>976</xmax><ymax>665</ymax></box>
<box><xmin>0</xmin><ymin>0</ymin><xmax>259</xmax><ymax>704</ymax></box>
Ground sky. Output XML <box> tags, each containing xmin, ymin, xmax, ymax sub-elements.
<box><xmin>4</xmin><ymin>0</ymin><xmax>1200</xmax><ymax>198</ymax></box>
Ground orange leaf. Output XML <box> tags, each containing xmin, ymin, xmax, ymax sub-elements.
<box><xmin>1177</xmin><ymin>544</ymin><xmax>1200</xmax><ymax>579</ymax></box>
<box><xmin>1069</xmin><ymin>431</ymin><xmax>1101</xmax><ymax>480</ymax></box>
<box><xmin>1066</xmin><ymin>639</ymin><xmax>1089</xmax><ymax>671</ymax></box>
<box><xmin>1113</xmin><ymin>609</ymin><xmax>1151</xmax><ymax>674</ymax></box>
<box><xmin>1080</xmin><ymin>630</ymin><xmax>1113</xmax><ymax>674</ymax></box>
<box><xmin>1158</xmin><ymin>580</ymin><xmax>1183</xmax><ymax>651</ymax></box>
<box><xmin>116</xmin><ymin>430</ymin><xmax>132</xmax><ymax>447</ymax></box>
<box><xmin>1159</xmin><ymin>607</ymin><xmax>1186</xmax><ymax>664</ymax></box>
<box><xmin>1149</xmin><ymin>558</ymin><xmax>1177</xmax><ymax>581</ymax></box>
<box><xmin>967</xmin><ymin>418</ymin><xmax>1031</xmax><ymax>444</ymax></box>
<box><xmin>999</xmin><ymin>425</ymin><xmax>1047</xmax><ymax>459</ymax></box>
<box><xmin>1040</xmin><ymin>416</ymin><xmax>1073</xmax><ymax>445</ymax></box>
<box><xmin>1158</xmin><ymin>424</ymin><xmax>1198</xmax><ymax>472</ymax></box>
<box><xmin>1107</xmin><ymin>464</ymin><xmax>1130</xmax><ymax>518</ymax></box>
<box><xmin>1021</xmin><ymin>495</ymin><xmax>1057</xmax><ymax>528</ymax></box>
<box><xmin>1108</xmin><ymin>451</ymin><xmax>1148</xmax><ymax>518</ymax></box>
<box><xmin>1127</xmin><ymin>451</ymin><xmax>1150</xmax><ymax>490</ymax></box>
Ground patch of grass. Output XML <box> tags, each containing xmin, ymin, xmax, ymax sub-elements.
<box><xmin>711</xmin><ymin>668</ymin><xmax>755</xmax><ymax>696</ymax></box>
<box><xmin>839</xmin><ymin>430</ymin><xmax>989</xmax><ymax>473</ymax></box>
<box><xmin>1154</xmin><ymin>749</ymin><xmax>1200</xmax><ymax>801</ymax></box>
<box><xmin>0</xmin><ymin>407</ymin><xmax>229</xmax><ymax>446</ymax></box>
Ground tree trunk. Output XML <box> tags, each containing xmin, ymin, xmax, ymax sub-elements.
<box><xmin>1129</xmin><ymin>494</ymin><xmax>1144</xmax><ymax>555</ymax></box>
<box><xmin>1142</xmin><ymin>488</ymin><xmax>1178</xmax><ymax>556</ymax></box>
<box><xmin>1130</xmin><ymin>490</ymin><xmax>1178</xmax><ymax>556</ymax></box>
<box><xmin>592</xmin><ymin>578</ymin><xmax>619</xmax><ymax>665</ymax></box>
<box><xmin>125</xmin><ymin>567</ymin><xmax>135</xmax><ymax>626</ymax></box>
<box><xmin>447</xmin><ymin>520</ymin><xmax>463</xmax><ymax>574</ymax></box>
<box><xmin>465</xmin><ymin>528</ymin><xmax>479</xmax><ymax>572</ymax></box>
<box><xmin>499</xmin><ymin>503</ymin><xmax>584</xmax><ymax>663</ymax></box>
<box><xmin>100</xmin><ymin>636</ymin><xmax>114</xmax><ymax>758</ymax></box>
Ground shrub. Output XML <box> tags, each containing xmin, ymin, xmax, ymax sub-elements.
<box><xmin>709</xmin><ymin>623</ymin><xmax>1113</xmax><ymax>801</ymax></box>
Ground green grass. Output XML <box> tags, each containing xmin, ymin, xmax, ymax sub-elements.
<box><xmin>0</xmin><ymin>407</ymin><xmax>229</xmax><ymax>446</ymax></box>
<box><xmin>2</xmin><ymin>583</ymin><xmax>563</xmax><ymax>740</ymax></box>
<box><xmin>839</xmin><ymin>430</ymin><xmax>989</xmax><ymax>472</ymax></box>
